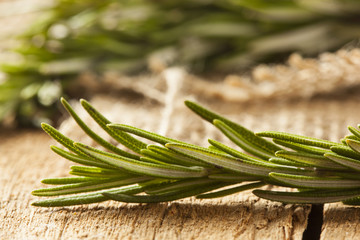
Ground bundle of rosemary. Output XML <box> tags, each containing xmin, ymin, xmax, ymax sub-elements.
<box><xmin>2</xmin><ymin>0</ymin><xmax>360</xmax><ymax>126</ymax></box>
<box><xmin>32</xmin><ymin>98</ymin><xmax>360</xmax><ymax>207</ymax></box>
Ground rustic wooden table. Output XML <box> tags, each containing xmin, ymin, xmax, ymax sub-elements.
<box><xmin>1</xmin><ymin>94</ymin><xmax>360</xmax><ymax>239</ymax></box>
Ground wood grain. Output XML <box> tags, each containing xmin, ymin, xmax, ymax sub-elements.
<box><xmin>2</xmin><ymin>93</ymin><xmax>360</xmax><ymax>239</ymax></box>
<box><xmin>321</xmin><ymin>203</ymin><xmax>360</xmax><ymax>240</ymax></box>
<box><xmin>0</xmin><ymin>118</ymin><xmax>311</xmax><ymax>239</ymax></box>
<box><xmin>0</xmin><ymin>130</ymin><xmax>310</xmax><ymax>239</ymax></box>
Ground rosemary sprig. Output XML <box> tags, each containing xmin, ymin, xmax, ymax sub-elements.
<box><xmin>32</xmin><ymin>99</ymin><xmax>360</xmax><ymax>207</ymax></box>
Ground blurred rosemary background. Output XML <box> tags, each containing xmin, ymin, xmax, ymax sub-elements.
<box><xmin>1</xmin><ymin>0</ymin><xmax>360</xmax><ymax>127</ymax></box>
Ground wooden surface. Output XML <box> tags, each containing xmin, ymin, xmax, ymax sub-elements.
<box><xmin>1</xmin><ymin>1</ymin><xmax>360</xmax><ymax>238</ymax></box>
<box><xmin>1</xmin><ymin>130</ymin><xmax>310</xmax><ymax>239</ymax></box>
<box><xmin>2</xmin><ymin>93</ymin><xmax>360</xmax><ymax>239</ymax></box>
<box><xmin>321</xmin><ymin>203</ymin><xmax>360</xmax><ymax>240</ymax></box>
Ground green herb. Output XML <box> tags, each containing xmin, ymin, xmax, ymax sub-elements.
<box><xmin>32</xmin><ymin>99</ymin><xmax>360</xmax><ymax>207</ymax></box>
<box><xmin>3</xmin><ymin>0</ymin><xmax>360</xmax><ymax>126</ymax></box>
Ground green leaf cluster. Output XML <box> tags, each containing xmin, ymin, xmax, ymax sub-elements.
<box><xmin>32</xmin><ymin>98</ymin><xmax>360</xmax><ymax>207</ymax></box>
<box><xmin>3</xmin><ymin>0</ymin><xmax>360</xmax><ymax>126</ymax></box>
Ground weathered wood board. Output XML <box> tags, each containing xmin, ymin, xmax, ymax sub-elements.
<box><xmin>1</xmin><ymin>93</ymin><xmax>360</xmax><ymax>239</ymax></box>
<box><xmin>0</xmin><ymin>130</ymin><xmax>309</xmax><ymax>239</ymax></box>
<box><xmin>321</xmin><ymin>203</ymin><xmax>360</xmax><ymax>240</ymax></box>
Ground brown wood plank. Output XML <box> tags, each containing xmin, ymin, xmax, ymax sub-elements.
<box><xmin>2</xmin><ymin>93</ymin><xmax>360</xmax><ymax>239</ymax></box>
<box><xmin>321</xmin><ymin>203</ymin><xmax>360</xmax><ymax>240</ymax></box>
<box><xmin>0</xmin><ymin>130</ymin><xmax>310</xmax><ymax>239</ymax></box>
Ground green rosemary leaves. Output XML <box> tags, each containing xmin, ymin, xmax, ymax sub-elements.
<box><xmin>32</xmin><ymin>99</ymin><xmax>360</xmax><ymax>207</ymax></box>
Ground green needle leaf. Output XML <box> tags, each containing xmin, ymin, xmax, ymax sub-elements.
<box><xmin>166</xmin><ymin>143</ymin><xmax>310</xmax><ymax>177</ymax></box>
<box><xmin>253</xmin><ymin>188</ymin><xmax>360</xmax><ymax>204</ymax></box>
<box><xmin>348</xmin><ymin>126</ymin><xmax>360</xmax><ymax>141</ymax></box>
<box><xmin>145</xmin><ymin>178</ymin><xmax>217</xmax><ymax>195</ymax></box>
<box><xmin>31</xmin><ymin>184</ymin><xmax>146</xmax><ymax>207</ymax></box>
<box><xmin>185</xmin><ymin>101</ymin><xmax>281</xmax><ymax>154</ymax></box>
<box><xmin>335</xmin><ymin>172</ymin><xmax>360</xmax><ymax>180</ymax></box>
<box><xmin>257</xmin><ymin>131</ymin><xmax>341</xmax><ymax>149</ymax></box>
<box><xmin>208</xmin><ymin>173</ymin><xmax>261</xmax><ymax>182</ymax></box>
<box><xmin>272</xmin><ymin>139</ymin><xmax>327</xmax><ymax>155</ymax></box>
<box><xmin>346</xmin><ymin>139</ymin><xmax>360</xmax><ymax>155</ymax></box>
<box><xmin>51</xmin><ymin>146</ymin><xmax>116</xmax><ymax>169</ymax></box>
<box><xmin>139</xmin><ymin>156</ymin><xmax>170</xmax><ymax>165</ymax></box>
<box><xmin>74</xmin><ymin>142</ymin><xmax>208</xmax><ymax>179</ymax></box>
<box><xmin>41</xmin><ymin>123</ymin><xmax>86</xmax><ymax>157</ymax></box>
<box><xmin>69</xmin><ymin>165</ymin><xmax>131</xmax><ymax>177</ymax></box>
<box><xmin>41</xmin><ymin>177</ymin><xmax>104</xmax><ymax>185</ymax></box>
<box><xmin>208</xmin><ymin>139</ymin><xmax>266</xmax><ymax>163</ymax></box>
<box><xmin>32</xmin><ymin>176</ymin><xmax>150</xmax><ymax>196</ymax></box>
<box><xmin>325</xmin><ymin>152</ymin><xmax>360</xmax><ymax>172</ymax></box>
<box><xmin>102</xmin><ymin>182</ymin><xmax>227</xmax><ymax>203</ymax></box>
<box><xmin>330</xmin><ymin>145</ymin><xmax>360</xmax><ymax>161</ymax></box>
<box><xmin>269</xmin><ymin>172</ymin><xmax>360</xmax><ymax>189</ymax></box>
<box><xmin>207</xmin><ymin>145</ymin><xmax>226</xmax><ymax>153</ymax></box>
<box><xmin>213</xmin><ymin>120</ymin><xmax>275</xmax><ymax>159</ymax></box>
<box><xmin>344</xmin><ymin>135</ymin><xmax>359</xmax><ymax>141</ymax></box>
<box><xmin>275</xmin><ymin>150</ymin><xmax>347</xmax><ymax>170</ymax></box>
<box><xmin>140</xmin><ymin>149</ymin><xmax>172</xmax><ymax>164</ymax></box>
<box><xmin>80</xmin><ymin>99</ymin><xmax>147</xmax><ymax>154</ymax></box>
<box><xmin>69</xmin><ymin>170</ymin><xmax>131</xmax><ymax>178</ymax></box>
<box><xmin>197</xmin><ymin>181</ymin><xmax>265</xmax><ymax>199</ymax></box>
<box><xmin>342</xmin><ymin>197</ymin><xmax>360</xmax><ymax>205</ymax></box>
<box><xmin>107</xmin><ymin>123</ymin><xmax>185</xmax><ymax>145</ymax></box>
<box><xmin>146</xmin><ymin>144</ymin><xmax>210</xmax><ymax>167</ymax></box>
<box><xmin>269</xmin><ymin>157</ymin><xmax>313</xmax><ymax>167</ymax></box>
<box><xmin>61</xmin><ymin>98</ymin><xmax>139</xmax><ymax>159</ymax></box>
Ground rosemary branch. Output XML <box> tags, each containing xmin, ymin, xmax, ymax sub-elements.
<box><xmin>32</xmin><ymin>98</ymin><xmax>360</xmax><ymax>207</ymax></box>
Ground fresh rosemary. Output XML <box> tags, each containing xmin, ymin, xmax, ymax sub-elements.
<box><xmin>3</xmin><ymin>0</ymin><xmax>360</xmax><ymax>127</ymax></box>
<box><xmin>32</xmin><ymin>98</ymin><xmax>360</xmax><ymax>207</ymax></box>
